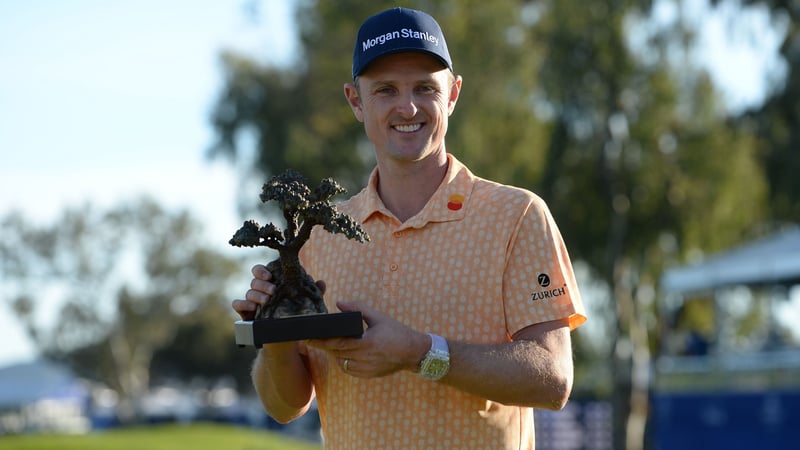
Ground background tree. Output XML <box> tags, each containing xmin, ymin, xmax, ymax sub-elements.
<box><xmin>208</xmin><ymin>0</ymin><xmax>552</xmax><ymax>198</ymax></box>
<box><xmin>208</xmin><ymin>1</ymin><xmax>787</xmax><ymax>448</ymax></box>
<box><xmin>531</xmin><ymin>1</ymin><xmax>768</xmax><ymax>448</ymax></box>
<box><xmin>0</xmin><ymin>198</ymin><xmax>251</xmax><ymax>422</ymax></box>
<box><xmin>717</xmin><ymin>0</ymin><xmax>800</xmax><ymax>223</ymax></box>
<box><xmin>208</xmin><ymin>0</ymin><xmax>374</xmax><ymax>195</ymax></box>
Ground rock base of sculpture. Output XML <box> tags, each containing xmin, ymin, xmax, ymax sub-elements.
<box><xmin>235</xmin><ymin>311</ymin><xmax>364</xmax><ymax>347</ymax></box>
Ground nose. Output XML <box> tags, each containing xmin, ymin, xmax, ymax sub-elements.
<box><xmin>395</xmin><ymin>91</ymin><xmax>418</xmax><ymax>118</ymax></box>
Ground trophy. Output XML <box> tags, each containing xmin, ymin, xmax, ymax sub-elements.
<box><xmin>230</xmin><ymin>169</ymin><xmax>369</xmax><ymax>346</ymax></box>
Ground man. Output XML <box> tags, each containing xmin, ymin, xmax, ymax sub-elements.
<box><xmin>232</xmin><ymin>7</ymin><xmax>587</xmax><ymax>449</ymax></box>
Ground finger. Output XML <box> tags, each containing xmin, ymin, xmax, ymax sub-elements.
<box><xmin>338</xmin><ymin>358</ymin><xmax>371</xmax><ymax>379</ymax></box>
<box><xmin>245</xmin><ymin>288</ymin><xmax>269</xmax><ymax>306</ymax></box>
<box><xmin>231</xmin><ymin>299</ymin><xmax>256</xmax><ymax>321</ymax></box>
<box><xmin>251</xmin><ymin>264</ymin><xmax>273</xmax><ymax>280</ymax></box>
<box><xmin>232</xmin><ymin>299</ymin><xmax>255</xmax><ymax>313</ymax></box>
<box><xmin>316</xmin><ymin>279</ymin><xmax>326</xmax><ymax>295</ymax></box>
<box><xmin>335</xmin><ymin>300</ymin><xmax>364</xmax><ymax>313</ymax></box>
<box><xmin>250</xmin><ymin>277</ymin><xmax>276</xmax><ymax>295</ymax></box>
<box><xmin>306</xmin><ymin>338</ymin><xmax>340</xmax><ymax>351</ymax></box>
<box><xmin>307</xmin><ymin>337</ymin><xmax>362</xmax><ymax>352</ymax></box>
<box><xmin>337</xmin><ymin>301</ymin><xmax>380</xmax><ymax>326</ymax></box>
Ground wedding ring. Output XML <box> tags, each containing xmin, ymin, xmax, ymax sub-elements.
<box><xmin>343</xmin><ymin>359</ymin><xmax>350</xmax><ymax>372</ymax></box>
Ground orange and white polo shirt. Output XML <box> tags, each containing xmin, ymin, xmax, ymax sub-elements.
<box><xmin>300</xmin><ymin>154</ymin><xmax>586</xmax><ymax>450</ymax></box>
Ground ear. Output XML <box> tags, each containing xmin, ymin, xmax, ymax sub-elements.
<box><xmin>447</xmin><ymin>75</ymin><xmax>462</xmax><ymax>116</ymax></box>
<box><xmin>344</xmin><ymin>82</ymin><xmax>364</xmax><ymax>123</ymax></box>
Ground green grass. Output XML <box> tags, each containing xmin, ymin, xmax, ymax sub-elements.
<box><xmin>0</xmin><ymin>423</ymin><xmax>323</xmax><ymax>450</ymax></box>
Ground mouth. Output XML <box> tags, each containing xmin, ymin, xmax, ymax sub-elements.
<box><xmin>392</xmin><ymin>123</ymin><xmax>423</xmax><ymax>133</ymax></box>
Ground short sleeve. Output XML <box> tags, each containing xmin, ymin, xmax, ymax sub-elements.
<box><xmin>502</xmin><ymin>196</ymin><xmax>586</xmax><ymax>336</ymax></box>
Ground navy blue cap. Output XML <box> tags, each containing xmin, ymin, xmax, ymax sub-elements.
<box><xmin>352</xmin><ymin>8</ymin><xmax>453</xmax><ymax>79</ymax></box>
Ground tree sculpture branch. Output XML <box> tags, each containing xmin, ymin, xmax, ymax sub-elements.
<box><xmin>229</xmin><ymin>170</ymin><xmax>369</xmax><ymax>319</ymax></box>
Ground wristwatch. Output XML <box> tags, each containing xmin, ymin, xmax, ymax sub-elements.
<box><xmin>418</xmin><ymin>333</ymin><xmax>450</xmax><ymax>380</ymax></box>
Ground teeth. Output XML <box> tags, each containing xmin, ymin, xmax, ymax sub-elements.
<box><xmin>394</xmin><ymin>124</ymin><xmax>421</xmax><ymax>133</ymax></box>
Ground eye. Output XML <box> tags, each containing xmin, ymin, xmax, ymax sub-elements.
<box><xmin>374</xmin><ymin>86</ymin><xmax>396</xmax><ymax>95</ymax></box>
<box><xmin>417</xmin><ymin>85</ymin><xmax>437</xmax><ymax>94</ymax></box>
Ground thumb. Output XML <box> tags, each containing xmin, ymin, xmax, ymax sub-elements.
<box><xmin>315</xmin><ymin>279</ymin><xmax>326</xmax><ymax>295</ymax></box>
<box><xmin>335</xmin><ymin>300</ymin><xmax>365</xmax><ymax>313</ymax></box>
<box><xmin>336</xmin><ymin>301</ymin><xmax>381</xmax><ymax>327</ymax></box>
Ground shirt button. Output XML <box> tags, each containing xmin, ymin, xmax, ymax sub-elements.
<box><xmin>390</xmin><ymin>264</ymin><xmax>398</xmax><ymax>271</ymax></box>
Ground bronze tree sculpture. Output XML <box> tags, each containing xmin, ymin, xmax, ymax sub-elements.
<box><xmin>229</xmin><ymin>170</ymin><xmax>369</xmax><ymax>319</ymax></box>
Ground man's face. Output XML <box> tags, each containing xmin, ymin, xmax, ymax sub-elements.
<box><xmin>345</xmin><ymin>52</ymin><xmax>461</xmax><ymax>165</ymax></box>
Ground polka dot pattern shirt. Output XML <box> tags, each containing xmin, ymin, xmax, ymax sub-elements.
<box><xmin>300</xmin><ymin>154</ymin><xmax>586</xmax><ymax>449</ymax></box>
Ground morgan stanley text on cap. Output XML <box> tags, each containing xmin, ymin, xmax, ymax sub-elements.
<box><xmin>352</xmin><ymin>7</ymin><xmax>453</xmax><ymax>79</ymax></box>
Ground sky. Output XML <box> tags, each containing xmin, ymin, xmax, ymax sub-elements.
<box><xmin>0</xmin><ymin>0</ymin><xmax>298</xmax><ymax>367</ymax></box>
<box><xmin>0</xmin><ymin>0</ymin><xmax>789</xmax><ymax>368</ymax></box>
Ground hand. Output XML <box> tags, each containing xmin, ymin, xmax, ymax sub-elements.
<box><xmin>231</xmin><ymin>264</ymin><xmax>275</xmax><ymax>321</ymax></box>
<box><xmin>307</xmin><ymin>301</ymin><xmax>429</xmax><ymax>378</ymax></box>
<box><xmin>231</xmin><ymin>264</ymin><xmax>327</xmax><ymax>321</ymax></box>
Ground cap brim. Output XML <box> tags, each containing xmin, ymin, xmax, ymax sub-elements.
<box><xmin>354</xmin><ymin>48</ymin><xmax>452</xmax><ymax>78</ymax></box>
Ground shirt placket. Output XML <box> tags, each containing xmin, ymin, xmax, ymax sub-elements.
<box><xmin>383</xmin><ymin>226</ymin><xmax>405</xmax><ymax>292</ymax></box>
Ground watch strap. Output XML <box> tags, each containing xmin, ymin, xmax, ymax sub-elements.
<box><xmin>418</xmin><ymin>333</ymin><xmax>450</xmax><ymax>380</ymax></box>
<box><xmin>428</xmin><ymin>333</ymin><xmax>448</xmax><ymax>355</ymax></box>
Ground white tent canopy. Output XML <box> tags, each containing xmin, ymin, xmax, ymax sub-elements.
<box><xmin>661</xmin><ymin>226</ymin><xmax>800</xmax><ymax>294</ymax></box>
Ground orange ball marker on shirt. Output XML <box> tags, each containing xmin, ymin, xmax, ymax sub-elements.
<box><xmin>447</xmin><ymin>194</ymin><xmax>464</xmax><ymax>211</ymax></box>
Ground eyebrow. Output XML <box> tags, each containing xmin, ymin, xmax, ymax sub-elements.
<box><xmin>365</xmin><ymin>76</ymin><xmax>439</xmax><ymax>89</ymax></box>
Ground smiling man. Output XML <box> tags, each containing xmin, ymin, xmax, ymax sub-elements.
<box><xmin>233</xmin><ymin>7</ymin><xmax>587</xmax><ymax>449</ymax></box>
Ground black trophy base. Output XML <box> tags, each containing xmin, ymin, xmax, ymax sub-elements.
<box><xmin>235</xmin><ymin>311</ymin><xmax>363</xmax><ymax>347</ymax></box>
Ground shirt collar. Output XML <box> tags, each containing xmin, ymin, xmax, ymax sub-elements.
<box><xmin>351</xmin><ymin>154</ymin><xmax>475</xmax><ymax>227</ymax></box>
